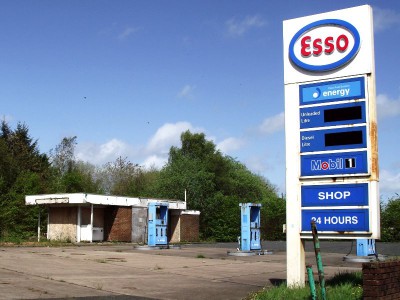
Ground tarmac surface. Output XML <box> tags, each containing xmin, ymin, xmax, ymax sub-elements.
<box><xmin>0</xmin><ymin>241</ymin><xmax>398</xmax><ymax>300</ymax></box>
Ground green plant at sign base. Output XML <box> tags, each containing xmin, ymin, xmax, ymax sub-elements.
<box><xmin>247</xmin><ymin>271</ymin><xmax>362</xmax><ymax>300</ymax></box>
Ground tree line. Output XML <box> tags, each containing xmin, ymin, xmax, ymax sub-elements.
<box><xmin>0</xmin><ymin>121</ymin><xmax>285</xmax><ymax>242</ymax></box>
<box><xmin>1</xmin><ymin>120</ymin><xmax>399</xmax><ymax>243</ymax></box>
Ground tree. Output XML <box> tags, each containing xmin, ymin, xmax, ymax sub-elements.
<box><xmin>0</xmin><ymin>139</ymin><xmax>16</xmax><ymax>193</ymax></box>
<box><xmin>98</xmin><ymin>156</ymin><xmax>145</xmax><ymax>196</ymax></box>
<box><xmin>2</xmin><ymin>171</ymin><xmax>45</xmax><ymax>238</ymax></box>
<box><xmin>0</xmin><ymin>121</ymin><xmax>50</xmax><ymax>239</ymax></box>
<box><xmin>0</xmin><ymin>121</ymin><xmax>287</xmax><ymax>242</ymax></box>
<box><xmin>262</xmin><ymin>195</ymin><xmax>286</xmax><ymax>240</ymax></box>
<box><xmin>49</xmin><ymin>136</ymin><xmax>77</xmax><ymax>175</ymax></box>
<box><xmin>48</xmin><ymin>137</ymin><xmax>103</xmax><ymax>194</ymax></box>
<box><xmin>156</xmin><ymin>130</ymin><xmax>283</xmax><ymax>241</ymax></box>
<box><xmin>380</xmin><ymin>196</ymin><xmax>400</xmax><ymax>242</ymax></box>
<box><xmin>0</xmin><ymin>121</ymin><xmax>50</xmax><ymax>187</ymax></box>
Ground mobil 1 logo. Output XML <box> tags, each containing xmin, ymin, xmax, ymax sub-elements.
<box><xmin>301</xmin><ymin>151</ymin><xmax>368</xmax><ymax>177</ymax></box>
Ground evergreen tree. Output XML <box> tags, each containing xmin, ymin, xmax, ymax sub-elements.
<box><xmin>0</xmin><ymin>121</ymin><xmax>50</xmax><ymax>239</ymax></box>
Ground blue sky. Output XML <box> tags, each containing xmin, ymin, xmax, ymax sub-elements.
<box><xmin>1</xmin><ymin>1</ymin><xmax>400</xmax><ymax>200</ymax></box>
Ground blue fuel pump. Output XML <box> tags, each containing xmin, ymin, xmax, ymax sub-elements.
<box><xmin>147</xmin><ymin>202</ymin><xmax>168</xmax><ymax>247</ymax></box>
<box><xmin>356</xmin><ymin>239</ymin><xmax>375</xmax><ymax>256</ymax></box>
<box><xmin>240</xmin><ymin>203</ymin><xmax>261</xmax><ymax>251</ymax></box>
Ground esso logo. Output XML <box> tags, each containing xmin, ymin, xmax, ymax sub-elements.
<box><xmin>289</xmin><ymin>19</ymin><xmax>360</xmax><ymax>72</ymax></box>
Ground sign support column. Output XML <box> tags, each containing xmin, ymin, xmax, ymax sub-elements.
<box><xmin>285</xmin><ymin>82</ymin><xmax>305</xmax><ymax>285</ymax></box>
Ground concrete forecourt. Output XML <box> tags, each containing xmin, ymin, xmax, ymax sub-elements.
<box><xmin>2</xmin><ymin>241</ymin><xmax>396</xmax><ymax>300</ymax></box>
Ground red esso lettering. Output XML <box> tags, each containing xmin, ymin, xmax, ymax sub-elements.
<box><xmin>336</xmin><ymin>34</ymin><xmax>349</xmax><ymax>52</ymax></box>
<box><xmin>301</xmin><ymin>34</ymin><xmax>349</xmax><ymax>57</ymax></box>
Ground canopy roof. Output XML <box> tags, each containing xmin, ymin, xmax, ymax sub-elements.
<box><xmin>25</xmin><ymin>193</ymin><xmax>186</xmax><ymax>210</ymax></box>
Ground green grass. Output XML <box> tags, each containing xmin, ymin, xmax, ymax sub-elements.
<box><xmin>0</xmin><ymin>239</ymin><xmax>73</xmax><ymax>247</ymax></box>
<box><xmin>248</xmin><ymin>271</ymin><xmax>363</xmax><ymax>300</ymax></box>
<box><xmin>0</xmin><ymin>235</ymin><xmax>26</xmax><ymax>244</ymax></box>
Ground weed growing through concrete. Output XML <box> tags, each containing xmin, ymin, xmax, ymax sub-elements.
<box><xmin>106</xmin><ymin>257</ymin><xmax>127</xmax><ymax>262</ymax></box>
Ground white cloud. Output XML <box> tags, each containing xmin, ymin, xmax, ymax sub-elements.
<box><xmin>217</xmin><ymin>137</ymin><xmax>245</xmax><ymax>154</ymax></box>
<box><xmin>226</xmin><ymin>15</ymin><xmax>266</xmax><ymax>37</ymax></box>
<box><xmin>380</xmin><ymin>169</ymin><xmax>400</xmax><ymax>198</ymax></box>
<box><xmin>143</xmin><ymin>122</ymin><xmax>204</xmax><ymax>168</ymax></box>
<box><xmin>142</xmin><ymin>154</ymin><xmax>167</xmax><ymax>169</ymax></box>
<box><xmin>177</xmin><ymin>84</ymin><xmax>195</xmax><ymax>99</ymax></box>
<box><xmin>373</xmin><ymin>7</ymin><xmax>400</xmax><ymax>33</ymax></box>
<box><xmin>76</xmin><ymin>139</ymin><xmax>133</xmax><ymax>165</ymax></box>
<box><xmin>245</xmin><ymin>155</ymin><xmax>271</xmax><ymax>174</ymax></box>
<box><xmin>376</xmin><ymin>93</ymin><xmax>400</xmax><ymax>119</ymax></box>
<box><xmin>117</xmin><ymin>26</ymin><xmax>140</xmax><ymax>40</ymax></box>
<box><xmin>259</xmin><ymin>112</ymin><xmax>285</xmax><ymax>134</ymax></box>
<box><xmin>146</xmin><ymin>121</ymin><xmax>203</xmax><ymax>153</ymax></box>
<box><xmin>75</xmin><ymin>121</ymin><xmax>204</xmax><ymax>170</ymax></box>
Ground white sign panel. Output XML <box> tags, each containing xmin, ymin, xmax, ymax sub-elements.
<box><xmin>283</xmin><ymin>5</ymin><xmax>374</xmax><ymax>84</ymax></box>
<box><xmin>283</xmin><ymin>5</ymin><xmax>379</xmax><ymax>286</ymax></box>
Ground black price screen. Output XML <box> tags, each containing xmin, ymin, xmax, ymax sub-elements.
<box><xmin>325</xmin><ymin>130</ymin><xmax>363</xmax><ymax>146</ymax></box>
<box><xmin>324</xmin><ymin>106</ymin><xmax>362</xmax><ymax>123</ymax></box>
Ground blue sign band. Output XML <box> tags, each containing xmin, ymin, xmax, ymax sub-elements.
<box><xmin>300</xmin><ymin>101</ymin><xmax>366</xmax><ymax>129</ymax></box>
<box><xmin>302</xmin><ymin>209</ymin><xmax>369</xmax><ymax>232</ymax></box>
<box><xmin>300</xmin><ymin>77</ymin><xmax>365</xmax><ymax>105</ymax></box>
<box><xmin>301</xmin><ymin>183</ymin><xmax>368</xmax><ymax>207</ymax></box>
<box><xmin>301</xmin><ymin>151</ymin><xmax>368</xmax><ymax>177</ymax></box>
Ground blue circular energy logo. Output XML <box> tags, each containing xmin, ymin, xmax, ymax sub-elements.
<box><xmin>312</xmin><ymin>88</ymin><xmax>321</xmax><ymax>99</ymax></box>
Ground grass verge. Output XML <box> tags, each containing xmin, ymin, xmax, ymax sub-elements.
<box><xmin>247</xmin><ymin>271</ymin><xmax>362</xmax><ymax>300</ymax></box>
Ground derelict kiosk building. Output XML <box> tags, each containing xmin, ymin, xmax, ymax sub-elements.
<box><xmin>25</xmin><ymin>193</ymin><xmax>200</xmax><ymax>244</ymax></box>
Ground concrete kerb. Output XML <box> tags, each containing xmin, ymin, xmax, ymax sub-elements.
<box><xmin>343</xmin><ymin>254</ymin><xmax>388</xmax><ymax>263</ymax></box>
<box><xmin>227</xmin><ymin>250</ymin><xmax>274</xmax><ymax>256</ymax></box>
<box><xmin>134</xmin><ymin>244</ymin><xmax>182</xmax><ymax>250</ymax></box>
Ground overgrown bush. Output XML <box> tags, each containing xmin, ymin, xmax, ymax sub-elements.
<box><xmin>380</xmin><ymin>196</ymin><xmax>400</xmax><ymax>242</ymax></box>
